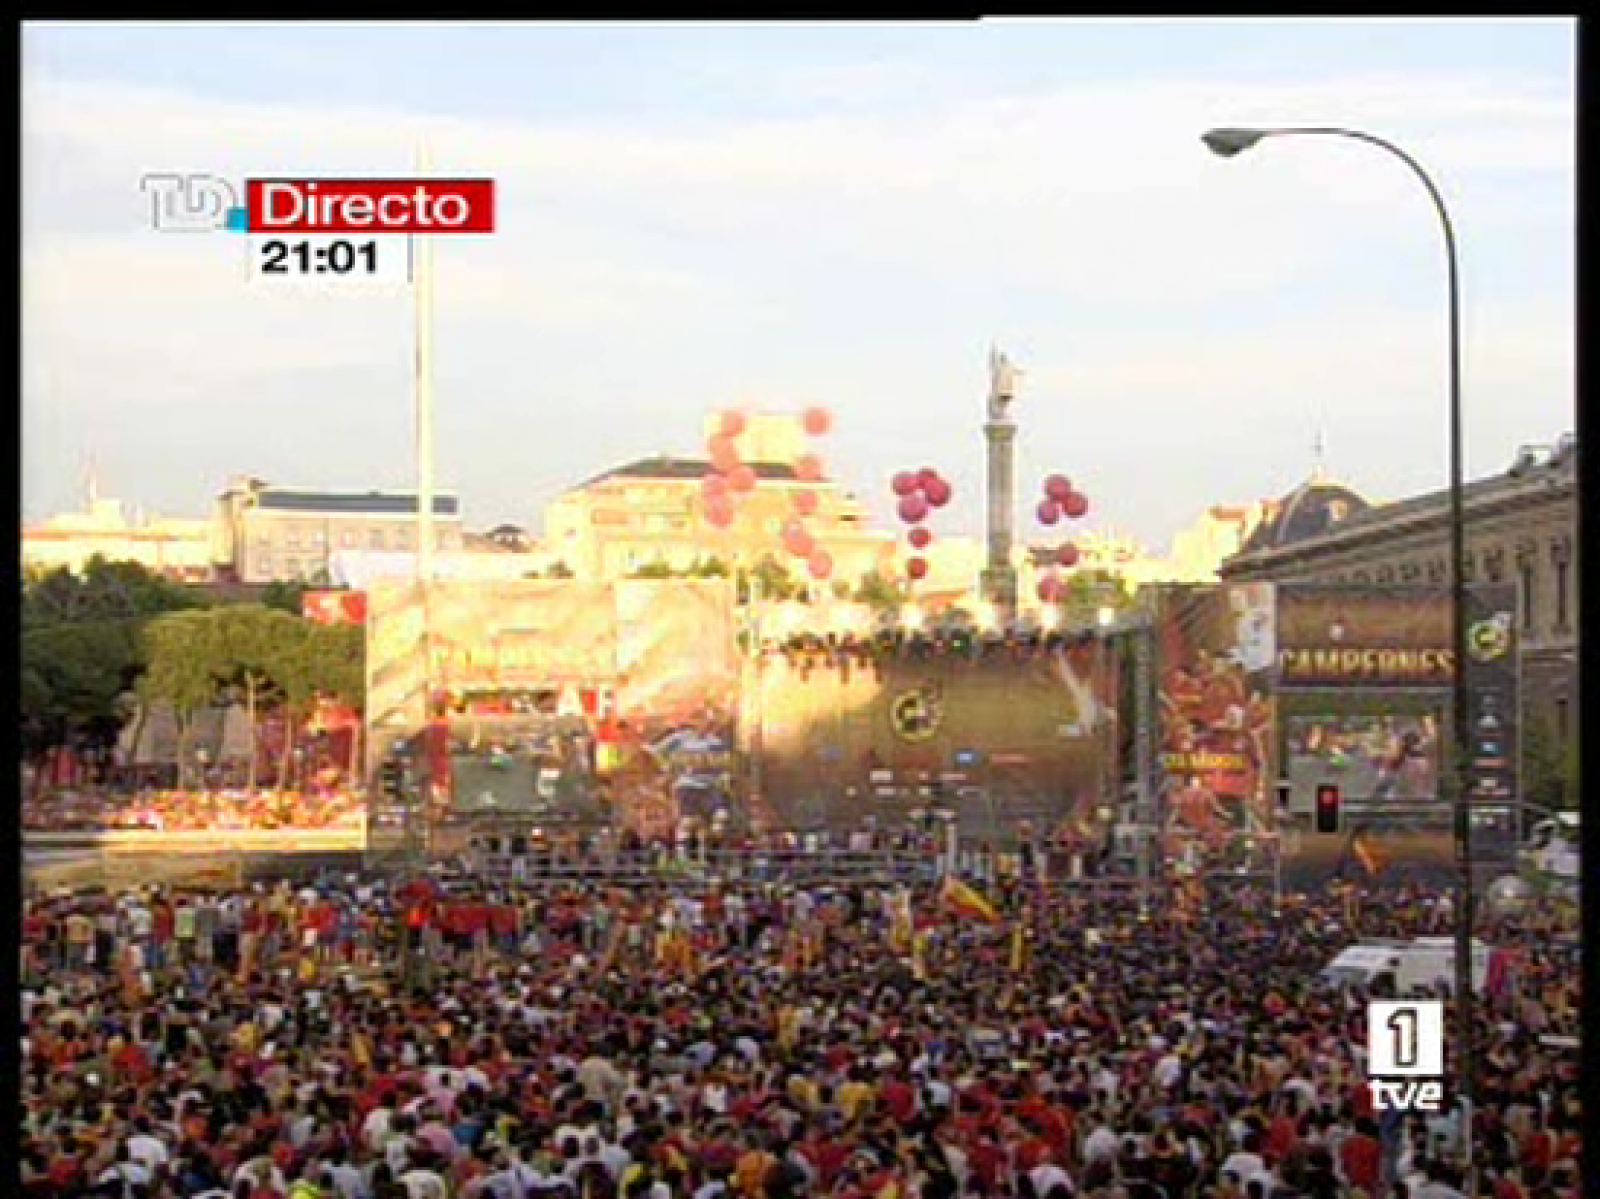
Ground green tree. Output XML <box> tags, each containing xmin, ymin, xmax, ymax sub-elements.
<box><xmin>143</xmin><ymin>609</ymin><xmax>227</xmax><ymax>787</ymax></box>
<box><xmin>21</xmin><ymin>618</ymin><xmax>144</xmax><ymax>755</ymax></box>
<box><xmin>1522</xmin><ymin>713</ymin><xmax>1572</xmax><ymax>813</ymax></box>
<box><xmin>853</xmin><ymin>569</ymin><xmax>907</xmax><ymax>613</ymax></box>
<box><xmin>213</xmin><ymin>604</ymin><xmax>302</xmax><ymax>789</ymax></box>
<box><xmin>259</xmin><ymin>578</ymin><xmax>312</xmax><ymax>615</ymax></box>
<box><xmin>630</xmin><ymin>561</ymin><xmax>678</xmax><ymax>579</ymax></box>
<box><xmin>741</xmin><ymin>555</ymin><xmax>797</xmax><ymax>603</ymax></box>
<box><xmin>690</xmin><ymin>556</ymin><xmax>730</xmax><ymax>578</ymax></box>
<box><xmin>265</xmin><ymin>617</ymin><xmax>318</xmax><ymax>788</ymax></box>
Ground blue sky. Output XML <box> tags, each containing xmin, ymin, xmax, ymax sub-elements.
<box><xmin>22</xmin><ymin>19</ymin><xmax>1576</xmax><ymax>556</ymax></box>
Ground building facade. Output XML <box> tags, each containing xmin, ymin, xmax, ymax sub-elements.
<box><xmin>212</xmin><ymin>476</ymin><xmax>464</xmax><ymax>584</ymax></box>
<box><xmin>23</xmin><ymin>496</ymin><xmax>213</xmax><ymax>582</ymax></box>
<box><xmin>543</xmin><ymin>447</ymin><xmax>896</xmax><ymax>586</ymax></box>
<box><xmin>1219</xmin><ymin>437</ymin><xmax>1578</xmax><ymax>761</ymax></box>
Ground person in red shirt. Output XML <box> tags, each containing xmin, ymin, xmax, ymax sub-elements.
<box><xmin>1339</xmin><ymin>1116</ymin><xmax>1381</xmax><ymax>1193</ymax></box>
<box><xmin>880</xmin><ymin>1073</ymin><xmax>916</xmax><ymax>1126</ymax></box>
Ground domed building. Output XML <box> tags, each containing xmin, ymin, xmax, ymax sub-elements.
<box><xmin>1233</xmin><ymin>468</ymin><xmax>1373</xmax><ymax>558</ymax></box>
<box><xmin>1220</xmin><ymin>439</ymin><xmax>1578</xmax><ymax>800</ymax></box>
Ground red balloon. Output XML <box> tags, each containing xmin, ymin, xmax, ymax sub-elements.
<box><xmin>795</xmin><ymin>454</ymin><xmax>824</xmax><ymax>482</ymax></box>
<box><xmin>897</xmin><ymin>495</ymin><xmax>930</xmax><ymax>524</ymax></box>
<box><xmin>706</xmin><ymin>499</ymin><xmax>734</xmax><ymax>527</ymax></box>
<box><xmin>891</xmin><ymin>471</ymin><xmax>918</xmax><ymax>496</ymax></box>
<box><xmin>791</xmin><ymin>489</ymin><xmax>819</xmax><ymax>516</ymax></box>
<box><xmin>924</xmin><ymin>477</ymin><xmax>952</xmax><ymax>508</ymax></box>
<box><xmin>1062</xmin><ymin>491</ymin><xmax>1089</xmax><ymax>519</ymax></box>
<box><xmin>1044</xmin><ymin>473</ymin><xmax>1072</xmax><ymax>502</ymax></box>
<box><xmin>802</xmin><ymin>406</ymin><xmax>832</xmax><ymax>436</ymax></box>
<box><xmin>906</xmin><ymin>556</ymin><xmax>929</xmax><ymax>581</ymax></box>
<box><xmin>720</xmin><ymin>410</ymin><xmax>746</xmax><ymax>437</ymax></box>
<box><xmin>917</xmin><ymin>467</ymin><xmax>940</xmax><ymax>490</ymax></box>
<box><xmin>807</xmin><ymin>549</ymin><xmax>833</xmax><ymax>579</ymax></box>
<box><xmin>729</xmin><ymin>464</ymin><xmax>757</xmax><ymax>493</ymax></box>
<box><xmin>709</xmin><ymin>436</ymin><xmax>740</xmax><ymax>473</ymax></box>
<box><xmin>1037</xmin><ymin>499</ymin><xmax>1061</xmax><ymax>525</ymax></box>
<box><xmin>907</xmin><ymin>526</ymin><xmax>932</xmax><ymax>550</ymax></box>
<box><xmin>782</xmin><ymin>520</ymin><xmax>814</xmax><ymax>558</ymax></box>
<box><xmin>1057</xmin><ymin>542</ymin><xmax>1080</xmax><ymax>567</ymax></box>
<box><xmin>1037</xmin><ymin>577</ymin><xmax>1061</xmax><ymax>603</ymax></box>
<box><xmin>702</xmin><ymin>471</ymin><xmax>728</xmax><ymax>496</ymax></box>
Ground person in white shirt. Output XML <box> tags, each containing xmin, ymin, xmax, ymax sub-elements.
<box><xmin>400</xmin><ymin>1163</ymin><xmax>451</xmax><ymax>1199</ymax></box>
<box><xmin>363</xmin><ymin>1101</ymin><xmax>395</xmax><ymax>1154</ymax></box>
<box><xmin>125</xmin><ymin>1115</ymin><xmax>170</xmax><ymax>1174</ymax></box>
<box><xmin>1082</xmin><ymin>1117</ymin><xmax>1120</xmax><ymax>1167</ymax></box>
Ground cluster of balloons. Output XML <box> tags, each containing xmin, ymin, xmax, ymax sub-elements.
<box><xmin>702</xmin><ymin>405</ymin><xmax>837</xmax><ymax>580</ymax></box>
<box><xmin>1034</xmin><ymin>472</ymin><xmax>1090</xmax><ymax>603</ymax></box>
<box><xmin>890</xmin><ymin>466</ymin><xmax>953</xmax><ymax>582</ymax></box>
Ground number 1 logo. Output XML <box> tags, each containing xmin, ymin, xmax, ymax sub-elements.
<box><xmin>1368</xmin><ymin>1000</ymin><xmax>1444</xmax><ymax>1077</ymax></box>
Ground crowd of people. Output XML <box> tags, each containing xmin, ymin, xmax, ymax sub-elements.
<box><xmin>21</xmin><ymin>790</ymin><xmax>367</xmax><ymax>834</ymax></box>
<box><xmin>18</xmin><ymin>862</ymin><xmax>1583</xmax><ymax>1199</ymax></box>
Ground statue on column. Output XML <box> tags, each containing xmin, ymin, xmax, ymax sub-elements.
<box><xmin>988</xmin><ymin>346</ymin><xmax>1020</xmax><ymax>420</ymax></box>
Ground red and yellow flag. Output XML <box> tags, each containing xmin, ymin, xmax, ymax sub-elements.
<box><xmin>939</xmin><ymin>875</ymin><xmax>999</xmax><ymax>923</ymax></box>
<box><xmin>1353</xmin><ymin>831</ymin><xmax>1383</xmax><ymax>877</ymax></box>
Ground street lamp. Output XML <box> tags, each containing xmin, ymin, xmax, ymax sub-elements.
<box><xmin>1203</xmin><ymin>124</ymin><xmax>1475</xmax><ymax>1170</ymax></box>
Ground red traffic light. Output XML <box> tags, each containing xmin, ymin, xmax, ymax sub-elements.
<box><xmin>1315</xmin><ymin>784</ymin><xmax>1341</xmax><ymax>833</ymax></box>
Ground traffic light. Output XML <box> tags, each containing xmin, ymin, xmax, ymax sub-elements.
<box><xmin>1315</xmin><ymin>784</ymin><xmax>1341</xmax><ymax>834</ymax></box>
<box><xmin>379</xmin><ymin>758</ymin><xmax>403</xmax><ymax>801</ymax></box>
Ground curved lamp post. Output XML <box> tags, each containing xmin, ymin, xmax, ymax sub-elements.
<box><xmin>1202</xmin><ymin>125</ymin><xmax>1474</xmax><ymax>1170</ymax></box>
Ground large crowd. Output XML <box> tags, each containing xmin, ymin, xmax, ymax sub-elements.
<box><xmin>22</xmin><ymin>790</ymin><xmax>366</xmax><ymax>833</ymax></box>
<box><xmin>18</xmin><ymin>863</ymin><xmax>1582</xmax><ymax>1199</ymax></box>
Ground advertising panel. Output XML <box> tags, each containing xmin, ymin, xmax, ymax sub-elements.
<box><xmin>1154</xmin><ymin>584</ymin><xmax>1276</xmax><ymax>870</ymax></box>
<box><xmin>1275</xmin><ymin>586</ymin><xmax>1452</xmax><ymax>689</ymax></box>
<box><xmin>754</xmin><ymin>633</ymin><xmax>1118</xmax><ymax>845</ymax></box>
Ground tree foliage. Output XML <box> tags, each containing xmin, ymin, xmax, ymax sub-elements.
<box><xmin>853</xmin><ymin>569</ymin><xmax>907</xmax><ymax>613</ymax></box>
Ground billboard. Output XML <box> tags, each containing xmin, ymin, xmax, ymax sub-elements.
<box><xmin>753</xmin><ymin>634</ymin><xmax>1119</xmax><ymax>845</ymax></box>
<box><xmin>1276</xmin><ymin>586</ymin><xmax>1453</xmax><ymax>688</ymax></box>
<box><xmin>364</xmin><ymin>579</ymin><xmax>738</xmax><ymax>837</ymax></box>
<box><xmin>1154</xmin><ymin>583</ymin><xmax>1276</xmax><ymax>868</ymax></box>
<box><xmin>1275</xmin><ymin>585</ymin><xmax>1450</xmax><ymax>813</ymax></box>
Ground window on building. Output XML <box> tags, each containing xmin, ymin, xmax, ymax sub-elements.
<box><xmin>1484</xmin><ymin>549</ymin><xmax>1505</xmax><ymax>583</ymax></box>
<box><xmin>1427</xmin><ymin>559</ymin><xmax>1446</xmax><ymax>585</ymax></box>
<box><xmin>370</xmin><ymin>528</ymin><xmax>386</xmax><ymax>549</ymax></box>
<box><xmin>1554</xmin><ymin>697</ymin><xmax>1569</xmax><ymax>743</ymax></box>
<box><xmin>342</xmin><ymin>530</ymin><xmax>357</xmax><ymax>548</ymax></box>
<box><xmin>286</xmin><ymin>532</ymin><xmax>301</xmax><ymax>550</ymax></box>
<box><xmin>1519</xmin><ymin>558</ymin><xmax>1536</xmax><ymax>633</ymax></box>
<box><xmin>1376</xmin><ymin>565</ymin><xmax>1395</xmax><ymax>584</ymax></box>
<box><xmin>1553</xmin><ymin>542</ymin><xmax>1571</xmax><ymax>631</ymax></box>
<box><xmin>312</xmin><ymin>530</ymin><xmax>326</xmax><ymax>547</ymax></box>
<box><xmin>256</xmin><ymin>556</ymin><xmax>275</xmax><ymax>576</ymax></box>
<box><xmin>1353</xmin><ymin>569</ymin><xmax>1371</xmax><ymax>584</ymax></box>
<box><xmin>1462</xmin><ymin>554</ymin><xmax>1475</xmax><ymax>583</ymax></box>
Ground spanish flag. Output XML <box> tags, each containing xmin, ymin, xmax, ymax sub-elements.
<box><xmin>1352</xmin><ymin>831</ymin><xmax>1383</xmax><ymax>877</ymax></box>
<box><xmin>939</xmin><ymin>875</ymin><xmax>999</xmax><ymax>923</ymax></box>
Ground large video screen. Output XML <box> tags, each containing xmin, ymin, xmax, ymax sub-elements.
<box><xmin>1281</xmin><ymin>695</ymin><xmax>1443</xmax><ymax>807</ymax></box>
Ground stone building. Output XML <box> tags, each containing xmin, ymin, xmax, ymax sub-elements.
<box><xmin>1218</xmin><ymin>437</ymin><xmax>1578</xmax><ymax>778</ymax></box>
<box><xmin>211</xmin><ymin>475</ymin><xmax>464</xmax><ymax>584</ymax></box>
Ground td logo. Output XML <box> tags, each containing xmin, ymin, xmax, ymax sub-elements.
<box><xmin>1367</xmin><ymin>1000</ymin><xmax>1445</xmax><ymax>1112</ymax></box>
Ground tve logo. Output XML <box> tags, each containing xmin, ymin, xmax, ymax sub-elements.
<box><xmin>1367</xmin><ymin>1000</ymin><xmax>1445</xmax><ymax>1112</ymax></box>
<box><xmin>140</xmin><ymin>173</ymin><xmax>248</xmax><ymax>232</ymax></box>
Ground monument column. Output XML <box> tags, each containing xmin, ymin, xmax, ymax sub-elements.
<box><xmin>981</xmin><ymin>347</ymin><xmax>1020</xmax><ymax>621</ymax></box>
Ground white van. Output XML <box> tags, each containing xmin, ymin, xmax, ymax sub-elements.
<box><xmin>1320</xmin><ymin>937</ymin><xmax>1492</xmax><ymax>996</ymax></box>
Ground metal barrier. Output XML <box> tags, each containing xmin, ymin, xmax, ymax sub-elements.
<box><xmin>462</xmin><ymin>847</ymin><xmax>941</xmax><ymax>889</ymax></box>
